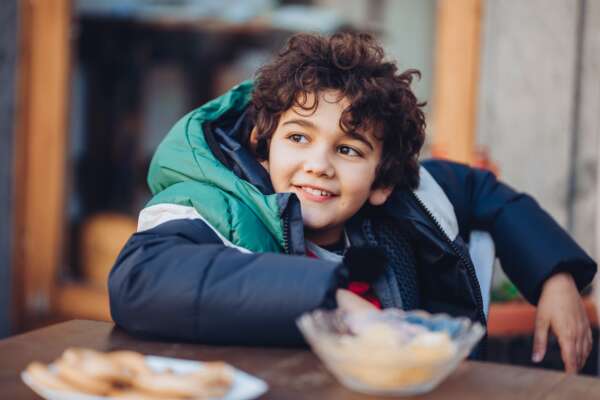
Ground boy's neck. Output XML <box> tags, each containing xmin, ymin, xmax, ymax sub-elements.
<box><xmin>304</xmin><ymin>227</ymin><xmax>344</xmax><ymax>247</ymax></box>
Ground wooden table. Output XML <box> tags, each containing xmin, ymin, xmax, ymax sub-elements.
<box><xmin>1</xmin><ymin>320</ymin><xmax>600</xmax><ymax>399</ymax></box>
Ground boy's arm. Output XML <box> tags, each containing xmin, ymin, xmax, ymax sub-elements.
<box><xmin>108</xmin><ymin>218</ymin><xmax>344</xmax><ymax>346</ymax></box>
<box><xmin>423</xmin><ymin>159</ymin><xmax>596</xmax><ymax>372</ymax></box>
<box><xmin>422</xmin><ymin>159</ymin><xmax>596</xmax><ymax>304</ymax></box>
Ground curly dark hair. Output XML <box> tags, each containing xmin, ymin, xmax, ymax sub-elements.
<box><xmin>249</xmin><ymin>31</ymin><xmax>426</xmax><ymax>190</ymax></box>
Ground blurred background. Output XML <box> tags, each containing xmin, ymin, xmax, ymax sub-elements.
<box><xmin>1</xmin><ymin>0</ymin><xmax>599</xmax><ymax>375</ymax></box>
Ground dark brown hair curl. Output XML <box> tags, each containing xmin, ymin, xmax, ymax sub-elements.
<box><xmin>250</xmin><ymin>31</ymin><xmax>426</xmax><ymax>190</ymax></box>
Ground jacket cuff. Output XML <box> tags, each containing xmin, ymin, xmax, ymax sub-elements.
<box><xmin>320</xmin><ymin>263</ymin><xmax>349</xmax><ymax>310</ymax></box>
<box><xmin>539</xmin><ymin>260</ymin><xmax>597</xmax><ymax>297</ymax></box>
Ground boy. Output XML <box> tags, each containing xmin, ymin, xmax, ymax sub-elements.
<box><xmin>109</xmin><ymin>32</ymin><xmax>596</xmax><ymax>372</ymax></box>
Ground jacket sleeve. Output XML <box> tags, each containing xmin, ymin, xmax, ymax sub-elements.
<box><xmin>108</xmin><ymin>218</ymin><xmax>344</xmax><ymax>346</ymax></box>
<box><xmin>422</xmin><ymin>159</ymin><xmax>597</xmax><ymax>305</ymax></box>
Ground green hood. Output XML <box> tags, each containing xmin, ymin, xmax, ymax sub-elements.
<box><xmin>145</xmin><ymin>81</ymin><xmax>286</xmax><ymax>253</ymax></box>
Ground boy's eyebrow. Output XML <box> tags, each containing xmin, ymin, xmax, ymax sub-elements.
<box><xmin>282</xmin><ymin>119</ymin><xmax>375</xmax><ymax>150</ymax></box>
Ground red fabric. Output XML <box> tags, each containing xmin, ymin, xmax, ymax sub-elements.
<box><xmin>347</xmin><ymin>281</ymin><xmax>382</xmax><ymax>309</ymax></box>
<box><xmin>306</xmin><ymin>248</ymin><xmax>382</xmax><ymax>309</ymax></box>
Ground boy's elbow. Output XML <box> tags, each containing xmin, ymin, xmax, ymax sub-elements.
<box><xmin>108</xmin><ymin>252</ymin><xmax>163</xmax><ymax>338</ymax></box>
<box><xmin>107</xmin><ymin>248</ymin><xmax>202</xmax><ymax>340</ymax></box>
<box><xmin>108</xmin><ymin>261</ymin><xmax>143</xmax><ymax>335</ymax></box>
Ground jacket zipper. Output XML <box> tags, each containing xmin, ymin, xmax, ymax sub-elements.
<box><xmin>281</xmin><ymin>205</ymin><xmax>292</xmax><ymax>254</ymax></box>
<box><xmin>282</xmin><ymin>208</ymin><xmax>291</xmax><ymax>254</ymax></box>
<box><xmin>410</xmin><ymin>192</ymin><xmax>487</xmax><ymax>326</ymax></box>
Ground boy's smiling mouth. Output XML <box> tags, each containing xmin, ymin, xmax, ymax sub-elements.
<box><xmin>293</xmin><ymin>185</ymin><xmax>338</xmax><ymax>203</ymax></box>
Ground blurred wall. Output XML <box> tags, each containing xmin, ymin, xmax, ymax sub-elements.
<box><xmin>477</xmin><ymin>0</ymin><xmax>600</xmax><ymax>257</ymax></box>
<box><xmin>316</xmin><ymin>0</ymin><xmax>436</xmax><ymax>108</ymax></box>
<box><xmin>380</xmin><ymin>0</ymin><xmax>436</xmax><ymax>109</ymax></box>
<box><xmin>0</xmin><ymin>0</ymin><xmax>18</xmax><ymax>337</ymax></box>
<box><xmin>574</xmin><ymin>0</ymin><xmax>600</xmax><ymax>258</ymax></box>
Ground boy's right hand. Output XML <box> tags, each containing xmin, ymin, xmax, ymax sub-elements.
<box><xmin>532</xmin><ymin>272</ymin><xmax>592</xmax><ymax>373</ymax></box>
<box><xmin>336</xmin><ymin>289</ymin><xmax>379</xmax><ymax>313</ymax></box>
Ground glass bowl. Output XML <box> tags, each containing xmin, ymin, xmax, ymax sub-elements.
<box><xmin>297</xmin><ymin>309</ymin><xmax>484</xmax><ymax>396</ymax></box>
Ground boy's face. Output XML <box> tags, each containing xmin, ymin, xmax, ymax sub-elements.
<box><xmin>254</xmin><ymin>91</ymin><xmax>393</xmax><ymax>246</ymax></box>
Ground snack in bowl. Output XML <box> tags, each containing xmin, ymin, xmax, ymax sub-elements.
<box><xmin>23</xmin><ymin>347</ymin><xmax>234</xmax><ymax>399</ymax></box>
<box><xmin>297</xmin><ymin>308</ymin><xmax>484</xmax><ymax>396</ymax></box>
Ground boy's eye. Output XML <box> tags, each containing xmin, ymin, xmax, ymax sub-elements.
<box><xmin>338</xmin><ymin>145</ymin><xmax>362</xmax><ymax>157</ymax></box>
<box><xmin>288</xmin><ymin>134</ymin><xmax>308</xmax><ymax>143</ymax></box>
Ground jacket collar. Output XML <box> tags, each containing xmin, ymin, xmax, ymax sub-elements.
<box><xmin>383</xmin><ymin>167</ymin><xmax>459</xmax><ymax>242</ymax></box>
<box><xmin>205</xmin><ymin>106</ymin><xmax>307</xmax><ymax>255</ymax></box>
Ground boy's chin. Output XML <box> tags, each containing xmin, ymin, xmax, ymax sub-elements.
<box><xmin>302</xmin><ymin>214</ymin><xmax>331</xmax><ymax>230</ymax></box>
<box><xmin>302</xmin><ymin>221</ymin><xmax>328</xmax><ymax>231</ymax></box>
<box><xmin>302</xmin><ymin>218</ymin><xmax>341</xmax><ymax>237</ymax></box>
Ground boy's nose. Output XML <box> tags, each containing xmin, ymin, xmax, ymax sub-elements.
<box><xmin>302</xmin><ymin>153</ymin><xmax>335</xmax><ymax>178</ymax></box>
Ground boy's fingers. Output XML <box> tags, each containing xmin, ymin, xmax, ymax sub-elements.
<box><xmin>580</xmin><ymin>327</ymin><xmax>593</xmax><ymax>370</ymax></box>
<box><xmin>579</xmin><ymin>339</ymin><xmax>588</xmax><ymax>371</ymax></box>
<box><xmin>574</xmin><ymin>325</ymin><xmax>590</xmax><ymax>371</ymax></box>
<box><xmin>335</xmin><ymin>289</ymin><xmax>377</xmax><ymax>312</ymax></box>
<box><xmin>532</xmin><ymin>317</ymin><xmax>549</xmax><ymax>363</ymax></box>
<box><xmin>581</xmin><ymin>329</ymin><xmax>590</xmax><ymax>369</ymax></box>
<box><xmin>581</xmin><ymin>327</ymin><xmax>594</xmax><ymax>368</ymax></box>
<box><xmin>576</xmin><ymin>335</ymin><xmax>584</xmax><ymax>370</ymax></box>
<box><xmin>559</xmin><ymin>336</ymin><xmax>578</xmax><ymax>373</ymax></box>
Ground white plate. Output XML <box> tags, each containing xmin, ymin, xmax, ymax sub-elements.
<box><xmin>21</xmin><ymin>355</ymin><xmax>268</xmax><ymax>400</ymax></box>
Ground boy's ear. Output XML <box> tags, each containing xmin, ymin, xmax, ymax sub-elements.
<box><xmin>250</xmin><ymin>127</ymin><xmax>269</xmax><ymax>171</ymax></box>
<box><xmin>368</xmin><ymin>185</ymin><xmax>394</xmax><ymax>206</ymax></box>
